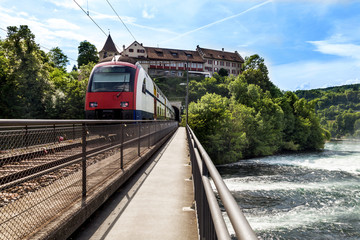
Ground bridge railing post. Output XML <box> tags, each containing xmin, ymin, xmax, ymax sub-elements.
<box><xmin>120</xmin><ymin>124</ymin><xmax>124</xmax><ymax>169</ymax></box>
<box><xmin>148</xmin><ymin>122</ymin><xmax>151</xmax><ymax>148</ymax></box>
<box><xmin>138</xmin><ymin>122</ymin><xmax>141</xmax><ymax>157</ymax></box>
<box><xmin>81</xmin><ymin>123</ymin><xmax>87</xmax><ymax>198</ymax></box>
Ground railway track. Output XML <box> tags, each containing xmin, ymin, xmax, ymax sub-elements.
<box><xmin>0</xmin><ymin>125</ymin><xmax>142</xmax><ymax>207</ymax></box>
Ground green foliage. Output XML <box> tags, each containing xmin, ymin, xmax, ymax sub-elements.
<box><xmin>0</xmin><ymin>25</ymin><xmax>52</xmax><ymax>118</ymax></box>
<box><xmin>186</xmin><ymin>54</ymin><xmax>329</xmax><ymax>164</ymax></box>
<box><xmin>218</xmin><ymin>68</ymin><xmax>229</xmax><ymax>77</ymax></box>
<box><xmin>296</xmin><ymin>84</ymin><xmax>360</xmax><ymax>138</ymax></box>
<box><xmin>46</xmin><ymin>62</ymin><xmax>94</xmax><ymax>119</ymax></box>
<box><xmin>187</xmin><ymin>93</ymin><xmax>246</xmax><ymax>163</ymax></box>
<box><xmin>48</xmin><ymin>47</ymin><xmax>69</xmax><ymax>71</ymax></box>
<box><xmin>77</xmin><ymin>40</ymin><xmax>99</xmax><ymax>67</ymax></box>
<box><xmin>0</xmin><ymin>25</ymin><xmax>94</xmax><ymax>119</ymax></box>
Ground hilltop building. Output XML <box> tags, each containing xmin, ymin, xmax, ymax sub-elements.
<box><xmin>98</xmin><ymin>38</ymin><xmax>244</xmax><ymax>77</ymax></box>
<box><xmin>196</xmin><ymin>46</ymin><xmax>244</xmax><ymax>76</ymax></box>
<box><xmin>98</xmin><ymin>34</ymin><xmax>120</xmax><ymax>60</ymax></box>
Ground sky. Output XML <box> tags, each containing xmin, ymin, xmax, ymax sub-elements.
<box><xmin>0</xmin><ymin>0</ymin><xmax>360</xmax><ymax>91</ymax></box>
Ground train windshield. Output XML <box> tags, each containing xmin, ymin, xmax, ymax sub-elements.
<box><xmin>89</xmin><ymin>65</ymin><xmax>136</xmax><ymax>92</ymax></box>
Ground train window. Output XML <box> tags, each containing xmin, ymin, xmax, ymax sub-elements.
<box><xmin>142</xmin><ymin>78</ymin><xmax>146</xmax><ymax>93</ymax></box>
<box><xmin>89</xmin><ymin>65</ymin><xmax>135</xmax><ymax>92</ymax></box>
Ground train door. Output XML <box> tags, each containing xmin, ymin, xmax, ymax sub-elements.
<box><xmin>153</xmin><ymin>86</ymin><xmax>157</xmax><ymax>120</ymax></box>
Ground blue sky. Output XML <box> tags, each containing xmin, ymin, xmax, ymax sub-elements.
<box><xmin>0</xmin><ymin>0</ymin><xmax>360</xmax><ymax>91</ymax></box>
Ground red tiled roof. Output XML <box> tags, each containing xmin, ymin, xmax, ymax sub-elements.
<box><xmin>145</xmin><ymin>47</ymin><xmax>204</xmax><ymax>62</ymax></box>
<box><xmin>197</xmin><ymin>47</ymin><xmax>244</xmax><ymax>62</ymax></box>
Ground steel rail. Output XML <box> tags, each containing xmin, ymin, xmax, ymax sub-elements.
<box><xmin>187</xmin><ymin>125</ymin><xmax>257</xmax><ymax>240</ymax></box>
<box><xmin>0</xmin><ymin>123</ymin><xmax>172</xmax><ymax>189</ymax></box>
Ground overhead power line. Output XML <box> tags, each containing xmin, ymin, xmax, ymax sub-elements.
<box><xmin>73</xmin><ymin>0</ymin><xmax>108</xmax><ymax>37</ymax></box>
<box><xmin>106</xmin><ymin>0</ymin><xmax>137</xmax><ymax>42</ymax></box>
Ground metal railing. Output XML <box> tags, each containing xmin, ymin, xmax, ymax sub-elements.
<box><xmin>186</xmin><ymin>125</ymin><xmax>257</xmax><ymax>240</ymax></box>
<box><xmin>0</xmin><ymin>119</ymin><xmax>178</xmax><ymax>240</ymax></box>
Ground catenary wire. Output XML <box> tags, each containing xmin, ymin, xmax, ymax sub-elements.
<box><xmin>73</xmin><ymin>0</ymin><xmax>108</xmax><ymax>37</ymax></box>
<box><xmin>105</xmin><ymin>0</ymin><xmax>137</xmax><ymax>42</ymax></box>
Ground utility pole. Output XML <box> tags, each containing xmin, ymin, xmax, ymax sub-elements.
<box><xmin>186</xmin><ymin>56</ymin><xmax>189</xmax><ymax>125</ymax></box>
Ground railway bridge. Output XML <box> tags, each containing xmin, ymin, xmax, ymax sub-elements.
<box><xmin>0</xmin><ymin>120</ymin><xmax>256</xmax><ymax>240</ymax></box>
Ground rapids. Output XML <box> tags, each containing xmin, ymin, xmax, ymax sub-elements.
<box><xmin>217</xmin><ymin>140</ymin><xmax>360</xmax><ymax>239</ymax></box>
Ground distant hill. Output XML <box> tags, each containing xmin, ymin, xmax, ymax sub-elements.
<box><xmin>295</xmin><ymin>83</ymin><xmax>360</xmax><ymax>101</ymax></box>
<box><xmin>294</xmin><ymin>84</ymin><xmax>360</xmax><ymax>138</ymax></box>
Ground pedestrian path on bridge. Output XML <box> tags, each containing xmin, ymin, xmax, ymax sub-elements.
<box><xmin>70</xmin><ymin>127</ymin><xmax>198</xmax><ymax>240</ymax></box>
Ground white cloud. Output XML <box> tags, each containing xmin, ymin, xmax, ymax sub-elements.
<box><xmin>142</xmin><ymin>5</ymin><xmax>156</xmax><ymax>19</ymax></box>
<box><xmin>308</xmin><ymin>40</ymin><xmax>360</xmax><ymax>60</ymax></box>
<box><xmin>46</xmin><ymin>18</ymin><xmax>80</xmax><ymax>30</ymax></box>
<box><xmin>47</xmin><ymin>0</ymin><xmax>86</xmax><ymax>10</ymax></box>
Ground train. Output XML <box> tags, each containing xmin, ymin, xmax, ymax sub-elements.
<box><xmin>85</xmin><ymin>56</ymin><xmax>175</xmax><ymax>120</ymax></box>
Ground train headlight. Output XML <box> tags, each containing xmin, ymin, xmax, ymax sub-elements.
<box><xmin>89</xmin><ymin>102</ymin><xmax>98</xmax><ymax>108</ymax></box>
<box><xmin>120</xmin><ymin>102</ymin><xmax>129</xmax><ymax>107</ymax></box>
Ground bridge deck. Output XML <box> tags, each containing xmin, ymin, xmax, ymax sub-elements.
<box><xmin>71</xmin><ymin>127</ymin><xmax>198</xmax><ymax>240</ymax></box>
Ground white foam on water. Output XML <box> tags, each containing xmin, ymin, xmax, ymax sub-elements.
<box><xmin>222</xmin><ymin>176</ymin><xmax>357</xmax><ymax>192</ymax></box>
<box><xmin>223</xmin><ymin>201</ymin><xmax>360</xmax><ymax>233</ymax></box>
<box><xmin>245</xmin><ymin>202</ymin><xmax>359</xmax><ymax>231</ymax></box>
<box><xmin>244</xmin><ymin>141</ymin><xmax>360</xmax><ymax>175</ymax></box>
<box><xmin>260</xmin><ymin>155</ymin><xmax>360</xmax><ymax>175</ymax></box>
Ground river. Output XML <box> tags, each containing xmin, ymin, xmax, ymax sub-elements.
<box><xmin>217</xmin><ymin>140</ymin><xmax>360</xmax><ymax>239</ymax></box>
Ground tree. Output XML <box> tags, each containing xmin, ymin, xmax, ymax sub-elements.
<box><xmin>72</xmin><ymin>65</ymin><xmax>78</xmax><ymax>72</ymax></box>
<box><xmin>187</xmin><ymin>93</ymin><xmax>245</xmax><ymax>163</ymax></box>
<box><xmin>1</xmin><ymin>25</ymin><xmax>52</xmax><ymax>118</ymax></box>
<box><xmin>48</xmin><ymin>47</ymin><xmax>69</xmax><ymax>71</ymax></box>
<box><xmin>241</xmin><ymin>54</ymin><xmax>282</xmax><ymax>98</ymax></box>
<box><xmin>218</xmin><ymin>68</ymin><xmax>229</xmax><ymax>77</ymax></box>
<box><xmin>77</xmin><ymin>40</ymin><xmax>99</xmax><ymax>67</ymax></box>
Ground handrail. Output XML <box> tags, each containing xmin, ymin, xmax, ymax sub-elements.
<box><xmin>186</xmin><ymin>125</ymin><xmax>257</xmax><ymax>240</ymax></box>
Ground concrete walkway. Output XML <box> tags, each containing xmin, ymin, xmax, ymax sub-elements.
<box><xmin>70</xmin><ymin>127</ymin><xmax>198</xmax><ymax>240</ymax></box>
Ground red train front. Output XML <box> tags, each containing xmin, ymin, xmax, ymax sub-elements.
<box><xmin>85</xmin><ymin>61</ymin><xmax>138</xmax><ymax>119</ymax></box>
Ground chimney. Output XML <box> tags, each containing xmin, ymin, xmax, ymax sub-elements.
<box><xmin>123</xmin><ymin>45</ymin><xmax>125</xmax><ymax>51</ymax></box>
<box><xmin>141</xmin><ymin>43</ymin><xmax>143</xmax><ymax>46</ymax></box>
<box><xmin>222</xmin><ymin>48</ymin><xmax>224</xmax><ymax>52</ymax></box>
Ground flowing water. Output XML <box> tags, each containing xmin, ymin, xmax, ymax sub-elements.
<box><xmin>217</xmin><ymin>140</ymin><xmax>360</xmax><ymax>239</ymax></box>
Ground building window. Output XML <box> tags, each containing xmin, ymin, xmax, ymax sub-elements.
<box><xmin>214</xmin><ymin>67</ymin><xmax>218</xmax><ymax>72</ymax></box>
<box><xmin>137</xmin><ymin>49</ymin><xmax>145</xmax><ymax>53</ymax></box>
<box><xmin>232</xmin><ymin>63</ymin><xmax>236</xmax><ymax>67</ymax></box>
<box><xmin>220</xmin><ymin>61</ymin><xmax>224</xmax><ymax>66</ymax></box>
<box><xmin>214</xmin><ymin>61</ymin><xmax>218</xmax><ymax>65</ymax></box>
<box><xmin>208</xmin><ymin>60</ymin><xmax>213</xmax><ymax>64</ymax></box>
<box><xmin>129</xmin><ymin>49</ymin><xmax>134</xmax><ymax>52</ymax></box>
<box><xmin>226</xmin><ymin>62</ymin><xmax>230</xmax><ymax>67</ymax></box>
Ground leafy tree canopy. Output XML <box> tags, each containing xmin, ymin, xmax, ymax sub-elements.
<box><xmin>77</xmin><ymin>40</ymin><xmax>99</xmax><ymax>67</ymax></box>
<box><xmin>185</xmin><ymin>54</ymin><xmax>329</xmax><ymax>164</ymax></box>
<box><xmin>48</xmin><ymin>47</ymin><xmax>69</xmax><ymax>71</ymax></box>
